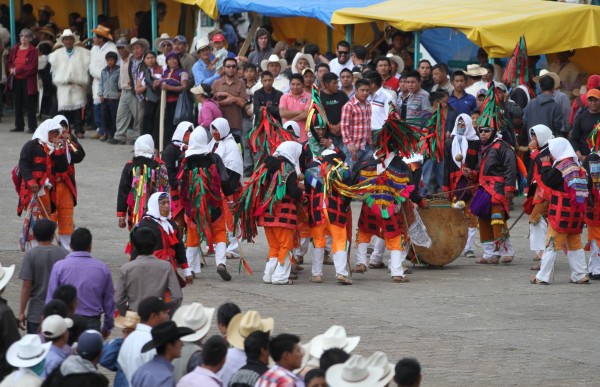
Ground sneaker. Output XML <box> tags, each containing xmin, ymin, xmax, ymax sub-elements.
<box><xmin>310</xmin><ymin>275</ymin><xmax>322</xmax><ymax>283</ymax></box>
<box><xmin>336</xmin><ymin>274</ymin><xmax>352</xmax><ymax>285</ymax></box>
<box><xmin>464</xmin><ymin>250</ymin><xmax>476</xmax><ymax>258</ymax></box>
<box><xmin>217</xmin><ymin>264</ymin><xmax>231</xmax><ymax>281</ymax></box>
<box><xmin>590</xmin><ymin>273</ymin><xmax>600</xmax><ymax>280</ymax></box>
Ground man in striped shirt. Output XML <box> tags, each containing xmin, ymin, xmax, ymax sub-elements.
<box><xmin>341</xmin><ymin>79</ymin><xmax>373</xmax><ymax>170</ymax></box>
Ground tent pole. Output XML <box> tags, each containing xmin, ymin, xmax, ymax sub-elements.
<box><xmin>92</xmin><ymin>0</ymin><xmax>98</xmax><ymax>29</ymax></box>
<box><xmin>413</xmin><ymin>31</ymin><xmax>420</xmax><ymax>66</ymax></box>
<box><xmin>345</xmin><ymin>25</ymin><xmax>353</xmax><ymax>46</ymax></box>
<box><xmin>151</xmin><ymin>0</ymin><xmax>158</xmax><ymax>45</ymax></box>
<box><xmin>9</xmin><ymin>0</ymin><xmax>15</xmax><ymax>46</ymax></box>
<box><xmin>327</xmin><ymin>27</ymin><xmax>332</xmax><ymax>54</ymax></box>
<box><xmin>86</xmin><ymin>0</ymin><xmax>92</xmax><ymax>42</ymax></box>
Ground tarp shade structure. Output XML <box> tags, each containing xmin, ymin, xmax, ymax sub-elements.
<box><xmin>331</xmin><ymin>0</ymin><xmax>600</xmax><ymax>58</ymax></box>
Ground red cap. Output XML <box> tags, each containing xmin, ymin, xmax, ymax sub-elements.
<box><xmin>212</xmin><ymin>34</ymin><xmax>225</xmax><ymax>43</ymax></box>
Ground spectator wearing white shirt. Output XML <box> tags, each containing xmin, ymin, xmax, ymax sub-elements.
<box><xmin>117</xmin><ymin>296</ymin><xmax>171</xmax><ymax>386</ymax></box>
<box><xmin>364</xmin><ymin>71</ymin><xmax>396</xmax><ymax>131</ymax></box>
<box><xmin>328</xmin><ymin>41</ymin><xmax>353</xmax><ymax>76</ymax></box>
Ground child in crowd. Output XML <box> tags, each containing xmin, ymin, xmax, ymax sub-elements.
<box><xmin>210</xmin><ymin>34</ymin><xmax>228</xmax><ymax>72</ymax></box>
<box><xmin>98</xmin><ymin>51</ymin><xmax>120</xmax><ymax>141</ymax></box>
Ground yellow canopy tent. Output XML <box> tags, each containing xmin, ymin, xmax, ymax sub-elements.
<box><xmin>331</xmin><ymin>0</ymin><xmax>600</xmax><ymax>73</ymax></box>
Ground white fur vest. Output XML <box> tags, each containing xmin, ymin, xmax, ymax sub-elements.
<box><xmin>89</xmin><ymin>42</ymin><xmax>117</xmax><ymax>104</ymax></box>
<box><xmin>49</xmin><ymin>47</ymin><xmax>91</xmax><ymax>110</ymax></box>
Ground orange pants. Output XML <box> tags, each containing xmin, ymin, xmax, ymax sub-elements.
<box><xmin>546</xmin><ymin>224</ymin><xmax>582</xmax><ymax>250</ymax></box>
<box><xmin>357</xmin><ymin>230</ymin><xmax>403</xmax><ymax>251</ymax></box>
<box><xmin>50</xmin><ymin>181</ymin><xmax>74</xmax><ymax>235</ymax></box>
<box><xmin>309</xmin><ymin>212</ymin><xmax>347</xmax><ymax>253</ymax></box>
<box><xmin>264</xmin><ymin>226</ymin><xmax>294</xmax><ymax>264</ymax></box>
<box><xmin>479</xmin><ymin>205</ymin><xmax>507</xmax><ymax>243</ymax></box>
<box><xmin>186</xmin><ymin>215</ymin><xmax>227</xmax><ymax>247</ymax></box>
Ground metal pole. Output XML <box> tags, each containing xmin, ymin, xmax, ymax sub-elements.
<box><xmin>9</xmin><ymin>0</ymin><xmax>15</xmax><ymax>46</ymax></box>
<box><xmin>92</xmin><ymin>0</ymin><xmax>98</xmax><ymax>29</ymax></box>
<box><xmin>413</xmin><ymin>31</ymin><xmax>421</xmax><ymax>66</ymax></box>
<box><xmin>151</xmin><ymin>0</ymin><xmax>158</xmax><ymax>46</ymax></box>
<box><xmin>86</xmin><ymin>0</ymin><xmax>92</xmax><ymax>41</ymax></box>
<box><xmin>326</xmin><ymin>27</ymin><xmax>332</xmax><ymax>54</ymax></box>
<box><xmin>345</xmin><ymin>25</ymin><xmax>354</xmax><ymax>46</ymax></box>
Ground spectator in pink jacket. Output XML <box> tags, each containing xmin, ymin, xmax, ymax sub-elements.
<box><xmin>191</xmin><ymin>83</ymin><xmax>223</xmax><ymax>129</ymax></box>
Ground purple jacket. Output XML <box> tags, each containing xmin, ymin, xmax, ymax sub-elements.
<box><xmin>198</xmin><ymin>98</ymin><xmax>223</xmax><ymax>128</ymax></box>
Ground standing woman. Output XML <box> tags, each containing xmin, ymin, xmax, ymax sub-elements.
<box><xmin>7</xmin><ymin>28</ymin><xmax>38</xmax><ymax>133</ymax></box>
<box><xmin>137</xmin><ymin>51</ymin><xmax>163</xmax><ymax>146</ymax></box>
<box><xmin>191</xmin><ymin>84</ymin><xmax>222</xmax><ymax>130</ymax></box>
<box><xmin>160</xmin><ymin>51</ymin><xmax>189</xmax><ymax>146</ymax></box>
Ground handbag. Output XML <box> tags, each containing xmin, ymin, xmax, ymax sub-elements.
<box><xmin>173</xmin><ymin>91</ymin><xmax>194</xmax><ymax>125</ymax></box>
<box><xmin>470</xmin><ymin>186</ymin><xmax>492</xmax><ymax>219</ymax></box>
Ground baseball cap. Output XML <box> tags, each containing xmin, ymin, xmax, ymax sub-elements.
<box><xmin>496</xmin><ymin>83</ymin><xmax>508</xmax><ymax>92</ymax></box>
<box><xmin>587</xmin><ymin>88</ymin><xmax>600</xmax><ymax>100</ymax></box>
<box><xmin>301</xmin><ymin>68</ymin><xmax>314</xmax><ymax>76</ymax></box>
<box><xmin>173</xmin><ymin>35</ymin><xmax>187</xmax><ymax>44</ymax></box>
<box><xmin>77</xmin><ymin>330</ymin><xmax>103</xmax><ymax>357</ymax></box>
<box><xmin>138</xmin><ymin>296</ymin><xmax>176</xmax><ymax>321</ymax></box>
<box><xmin>212</xmin><ymin>34</ymin><xmax>225</xmax><ymax>43</ymax></box>
<box><xmin>477</xmin><ymin>88</ymin><xmax>487</xmax><ymax>97</ymax></box>
<box><xmin>115</xmin><ymin>39</ymin><xmax>129</xmax><ymax>49</ymax></box>
<box><xmin>41</xmin><ymin>315</ymin><xmax>73</xmax><ymax>339</ymax></box>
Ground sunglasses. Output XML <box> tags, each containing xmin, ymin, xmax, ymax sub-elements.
<box><xmin>338</xmin><ymin>51</ymin><xmax>349</xmax><ymax>55</ymax></box>
<box><xmin>479</xmin><ymin>128</ymin><xmax>494</xmax><ymax>133</ymax></box>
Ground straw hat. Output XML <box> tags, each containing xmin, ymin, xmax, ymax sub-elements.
<box><xmin>130</xmin><ymin>37</ymin><xmax>150</xmax><ymax>52</ymax></box>
<box><xmin>59</xmin><ymin>29</ymin><xmax>80</xmax><ymax>45</ymax></box>
<box><xmin>38</xmin><ymin>27</ymin><xmax>56</xmax><ymax>40</ymax></box>
<box><xmin>91</xmin><ymin>25</ymin><xmax>113</xmax><ymax>41</ymax></box>
<box><xmin>115</xmin><ymin>311</ymin><xmax>141</xmax><ymax>330</ymax></box>
<box><xmin>261</xmin><ymin>54</ymin><xmax>287</xmax><ymax>71</ymax></box>
<box><xmin>291</xmin><ymin>53</ymin><xmax>316</xmax><ymax>74</ymax></box>
<box><xmin>195</xmin><ymin>37</ymin><xmax>211</xmax><ymax>52</ymax></box>
<box><xmin>572</xmin><ymin>85</ymin><xmax>588</xmax><ymax>97</ymax></box>
<box><xmin>309</xmin><ymin>325</ymin><xmax>360</xmax><ymax>359</ymax></box>
<box><xmin>6</xmin><ymin>334</ymin><xmax>52</xmax><ymax>368</ymax></box>
<box><xmin>154</xmin><ymin>33</ymin><xmax>172</xmax><ymax>51</ymax></box>
<box><xmin>465</xmin><ymin>64</ymin><xmax>488</xmax><ymax>77</ymax></box>
<box><xmin>172</xmin><ymin>302</ymin><xmax>215</xmax><ymax>342</ymax></box>
<box><xmin>533</xmin><ymin>69</ymin><xmax>561</xmax><ymax>90</ymax></box>
<box><xmin>365</xmin><ymin>351</ymin><xmax>395</xmax><ymax>386</ymax></box>
<box><xmin>386</xmin><ymin>53</ymin><xmax>405</xmax><ymax>74</ymax></box>
<box><xmin>226</xmin><ymin>310</ymin><xmax>274</xmax><ymax>349</ymax></box>
<box><xmin>326</xmin><ymin>354</ymin><xmax>384</xmax><ymax>387</ymax></box>
<box><xmin>0</xmin><ymin>263</ymin><xmax>15</xmax><ymax>291</ymax></box>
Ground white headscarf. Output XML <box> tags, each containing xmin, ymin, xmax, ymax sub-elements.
<box><xmin>32</xmin><ymin>119</ymin><xmax>63</xmax><ymax>152</ymax></box>
<box><xmin>209</xmin><ymin>117</ymin><xmax>243</xmax><ymax>176</ymax></box>
<box><xmin>145</xmin><ymin>192</ymin><xmax>173</xmax><ymax>233</ymax></box>
<box><xmin>548</xmin><ymin>137</ymin><xmax>579</xmax><ymax>167</ymax></box>
<box><xmin>53</xmin><ymin>114</ymin><xmax>69</xmax><ymax>129</ymax></box>
<box><xmin>450</xmin><ymin>113</ymin><xmax>478</xmax><ymax>168</ymax></box>
<box><xmin>172</xmin><ymin>121</ymin><xmax>194</xmax><ymax>148</ymax></box>
<box><xmin>530</xmin><ymin>124</ymin><xmax>554</xmax><ymax>149</ymax></box>
<box><xmin>274</xmin><ymin>141</ymin><xmax>303</xmax><ymax>175</ymax></box>
<box><xmin>185</xmin><ymin>128</ymin><xmax>211</xmax><ymax>157</ymax></box>
<box><xmin>134</xmin><ymin>135</ymin><xmax>155</xmax><ymax>159</ymax></box>
<box><xmin>283</xmin><ymin>121</ymin><xmax>301</xmax><ymax>139</ymax></box>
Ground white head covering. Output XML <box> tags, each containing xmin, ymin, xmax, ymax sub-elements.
<box><xmin>172</xmin><ymin>121</ymin><xmax>194</xmax><ymax>148</ymax></box>
<box><xmin>209</xmin><ymin>118</ymin><xmax>243</xmax><ymax>176</ymax></box>
<box><xmin>530</xmin><ymin>124</ymin><xmax>554</xmax><ymax>149</ymax></box>
<box><xmin>450</xmin><ymin>113</ymin><xmax>478</xmax><ymax>168</ymax></box>
<box><xmin>185</xmin><ymin>129</ymin><xmax>211</xmax><ymax>157</ymax></box>
<box><xmin>283</xmin><ymin>121</ymin><xmax>301</xmax><ymax>139</ymax></box>
<box><xmin>32</xmin><ymin>119</ymin><xmax>63</xmax><ymax>152</ymax></box>
<box><xmin>321</xmin><ymin>149</ymin><xmax>336</xmax><ymax>157</ymax></box>
<box><xmin>134</xmin><ymin>135</ymin><xmax>155</xmax><ymax>159</ymax></box>
<box><xmin>548</xmin><ymin>137</ymin><xmax>579</xmax><ymax>167</ymax></box>
<box><xmin>273</xmin><ymin>141</ymin><xmax>303</xmax><ymax>175</ymax></box>
<box><xmin>145</xmin><ymin>192</ymin><xmax>173</xmax><ymax>233</ymax></box>
<box><xmin>53</xmin><ymin>114</ymin><xmax>69</xmax><ymax>128</ymax></box>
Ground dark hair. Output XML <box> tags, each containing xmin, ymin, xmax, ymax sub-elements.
<box><xmin>284</xmin><ymin>48</ymin><xmax>299</xmax><ymax>65</ymax></box>
<box><xmin>52</xmin><ymin>285</ymin><xmax>77</xmax><ymax>310</ymax></box>
<box><xmin>451</xmin><ymin>70</ymin><xmax>466</xmax><ymax>82</ymax></box>
<box><xmin>322</xmin><ymin>72</ymin><xmax>339</xmax><ymax>84</ymax></box>
<box><xmin>157</xmin><ymin>1</ymin><xmax>167</xmax><ymax>10</ymax></box>
<box><xmin>392</xmin><ymin>30</ymin><xmax>404</xmax><ymax>40</ymax></box>
<box><xmin>134</xmin><ymin>11</ymin><xmax>145</xmax><ymax>19</ymax></box>
<box><xmin>355</xmin><ymin>79</ymin><xmax>371</xmax><ymax>89</ymax></box>
<box><xmin>481</xmin><ymin>63</ymin><xmax>494</xmax><ymax>75</ymax></box>
<box><xmin>105</xmin><ymin>51</ymin><xmax>118</xmax><ymax>61</ymax></box>
<box><xmin>202</xmin><ymin>335</ymin><xmax>229</xmax><ymax>366</ymax></box>
<box><xmin>429</xmin><ymin>90</ymin><xmax>448</xmax><ymax>105</ymax></box>
<box><xmin>23</xmin><ymin>3</ymin><xmax>33</xmax><ymax>13</ymax></box>
<box><xmin>200</xmin><ymin>83</ymin><xmax>213</xmax><ymax>98</ymax></box>
<box><xmin>336</xmin><ymin>40</ymin><xmax>350</xmax><ymax>50</ymax></box>
<box><xmin>70</xmin><ymin>228</ymin><xmax>92</xmax><ymax>252</ymax></box>
<box><xmin>43</xmin><ymin>299</ymin><xmax>68</xmax><ymax>319</ymax></box>
<box><xmin>540</xmin><ymin>75</ymin><xmax>555</xmax><ymax>92</ymax></box>
<box><xmin>352</xmin><ymin>45</ymin><xmax>367</xmax><ymax>60</ymax></box>
<box><xmin>217</xmin><ymin>302</ymin><xmax>241</xmax><ymax>327</ymax></box>
<box><xmin>290</xmin><ymin>73</ymin><xmax>304</xmax><ymax>84</ymax></box>
<box><xmin>303</xmin><ymin>44</ymin><xmax>320</xmax><ymax>57</ymax></box>
<box><xmin>223</xmin><ymin>57</ymin><xmax>237</xmax><ymax>67</ymax></box>
<box><xmin>243</xmin><ymin>62</ymin><xmax>256</xmax><ymax>72</ymax></box>
<box><xmin>261</xmin><ymin>70</ymin><xmax>274</xmax><ymax>79</ymax></box>
<box><xmin>374</xmin><ymin>56</ymin><xmax>391</xmax><ymax>67</ymax></box>
<box><xmin>132</xmin><ymin>227</ymin><xmax>158</xmax><ymax>255</ymax></box>
<box><xmin>406</xmin><ymin>70</ymin><xmax>421</xmax><ymax>81</ymax></box>
<box><xmin>32</xmin><ymin>219</ymin><xmax>57</xmax><ymax>242</ymax></box>
<box><xmin>472</xmin><ymin>109</ymin><xmax>481</xmax><ymax>115</ymax></box>
<box><xmin>315</xmin><ymin>63</ymin><xmax>330</xmax><ymax>73</ymax></box>
<box><xmin>305</xmin><ymin>368</ymin><xmax>326</xmax><ymax>384</ymax></box>
<box><xmin>269</xmin><ymin>333</ymin><xmax>300</xmax><ymax>362</ymax></box>
<box><xmin>340</xmin><ymin>68</ymin><xmax>353</xmax><ymax>77</ymax></box>
<box><xmin>319</xmin><ymin>348</ymin><xmax>350</xmax><ymax>371</ymax></box>
<box><xmin>144</xmin><ymin>51</ymin><xmax>157</xmax><ymax>59</ymax></box>
<box><xmin>364</xmin><ymin>70</ymin><xmax>382</xmax><ymax>88</ymax></box>
<box><xmin>418</xmin><ymin>59</ymin><xmax>432</xmax><ymax>68</ymax></box>
<box><xmin>244</xmin><ymin>331</ymin><xmax>270</xmax><ymax>360</ymax></box>
<box><xmin>432</xmin><ymin>63</ymin><xmax>448</xmax><ymax>74</ymax></box>
<box><xmin>394</xmin><ymin>358</ymin><xmax>422</xmax><ymax>386</ymax></box>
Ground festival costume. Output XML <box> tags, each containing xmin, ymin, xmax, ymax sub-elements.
<box><xmin>117</xmin><ymin>135</ymin><xmax>169</xmax><ymax>230</ymax></box>
<box><xmin>180</xmin><ymin>129</ymin><xmax>233</xmax><ymax>279</ymax></box>
<box><xmin>442</xmin><ymin>114</ymin><xmax>481</xmax><ymax>255</ymax></box>
<box><xmin>583</xmin><ymin>125</ymin><xmax>600</xmax><ymax>279</ymax></box>
<box><xmin>130</xmin><ymin>192</ymin><xmax>191</xmax><ymax>291</ymax></box>
<box><xmin>208</xmin><ymin>118</ymin><xmax>244</xmax><ymax>260</ymax></box>
<box><xmin>534</xmin><ymin>138</ymin><xmax>589</xmax><ymax>284</ymax></box>
<box><xmin>525</xmin><ymin>125</ymin><xmax>554</xmax><ymax>257</ymax></box>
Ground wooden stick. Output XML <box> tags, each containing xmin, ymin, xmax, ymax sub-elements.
<box><xmin>159</xmin><ymin>89</ymin><xmax>166</xmax><ymax>152</ymax></box>
<box><xmin>238</xmin><ymin>13</ymin><xmax>262</xmax><ymax>58</ymax></box>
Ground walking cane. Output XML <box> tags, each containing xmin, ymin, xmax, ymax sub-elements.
<box><xmin>159</xmin><ymin>89</ymin><xmax>166</xmax><ymax>152</ymax></box>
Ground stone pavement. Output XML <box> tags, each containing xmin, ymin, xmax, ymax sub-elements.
<box><xmin>0</xmin><ymin>120</ymin><xmax>598</xmax><ymax>386</ymax></box>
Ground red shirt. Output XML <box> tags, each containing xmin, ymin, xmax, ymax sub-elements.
<box><xmin>14</xmin><ymin>49</ymin><xmax>29</xmax><ymax>79</ymax></box>
<box><xmin>383</xmin><ymin>76</ymin><xmax>399</xmax><ymax>93</ymax></box>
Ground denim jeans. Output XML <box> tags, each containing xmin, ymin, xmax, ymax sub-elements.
<box><xmin>101</xmin><ymin>99</ymin><xmax>119</xmax><ymax>137</ymax></box>
<box><xmin>93</xmin><ymin>102</ymin><xmax>102</xmax><ymax>131</ymax></box>
<box><xmin>345</xmin><ymin>144</ymin><xmax>373</xmax><ymax>171</ymax></box>
<box><xmin>421</xmin><ymin>158</ymin><xmax>444</xmax><ymax>196</ymax></box>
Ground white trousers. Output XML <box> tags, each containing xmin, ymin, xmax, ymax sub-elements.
<box><xmin>215</xmin><ymin>242</ymin><xmax>227</xmax><ymax>267</ymax></box>
<box><xmin>226</xmin><ymin>231</ymin><xmax>239</xmax><ymax>257</ymax></box>
<box><xmin>263</xmin><ymin>258</ymin><xmax>277</xmax><ymax>283</ymax></box>
<box><xmin>529</xmin><ymin>218</ymin><xmax>548</xmax><ymax>252</ymax></box>
<box><xmin>463</xmin><ymin>227</ymin><xmax>477</xmax><ymax>252</ymax></box>
<box><xmin>272</xmin><ymin>257</ymin><xmax>292</xmax><ymax>284</ymax></box>
<box><xmin>482</xmin><ymin>238</ymin><xmax>514</xmax><ymax>258</ymax></box>
<box><xmin>186</xmin><ymin>247</ymin><xmax>201</xmax><ymax>273</ymax></box>
<box><xmin>537</xmin><ymin>247</ymin><xmax>588</xmax><ymax>283</ymax></box>
<box><xmin>294</xmin><ymin>237</ymin><xmax>310</xmax><ymax>257</ymax></box>
<box><xmin>589</xmin><ymin>240</ymin><xmax>600</xmax><ymax>275</ymax></box>
<box><xmin>334</xmin><ymin>251</ymin><xmax>349</xmax><ymax>277</ymax></box>
<box><xmin>58</xmin><ymin>234</ymin><xmax>72</xmax><ymax>252</ymax></box>
<box><xmin>389</xmin><ymin>250</ymin><xmax>407</xmax><ymax>277</ymax></box>
<box><xmin>356</xmin><ymin>243</ymin><xmax>369</xmax><ymax>266</ymax></box>
<box><xmin>369</xmin><ymin>237</ymin><xmax>386</xmax><ymax>264</ymax></box>
<box><xmin>312</xmin><ymin>248</ymin><xmax>324</xmax><ymax>276</ymax></box>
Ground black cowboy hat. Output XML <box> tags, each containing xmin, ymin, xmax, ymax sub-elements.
<box><xmin>142</xmin><ymin>321</ymin><xmax>195</xmax><ymax>352</ymax></box>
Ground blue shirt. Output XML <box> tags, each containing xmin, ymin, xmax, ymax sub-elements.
<box><xmin>448</xmin><ymin>92</ymin><xmax>477</xmax><ymax>116</ymax></box>
<box><xmin>44</xmin><ymin>344</ymin><xmax>69</xmax><ymax>377</ymax></box>
<box><xmin>191</xmin><ymin>59</ymin><xmax>221</xmax><ymax>86</ymax></box>
<box><xmin>100</xmin><ymin>338</ymin><xmax>128</xmax><ymax>387</ymax></box>
<box><xmin>131</xmin><ymin>355</ymin><xmax>175</xmax><ymax>387</ymax></box>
